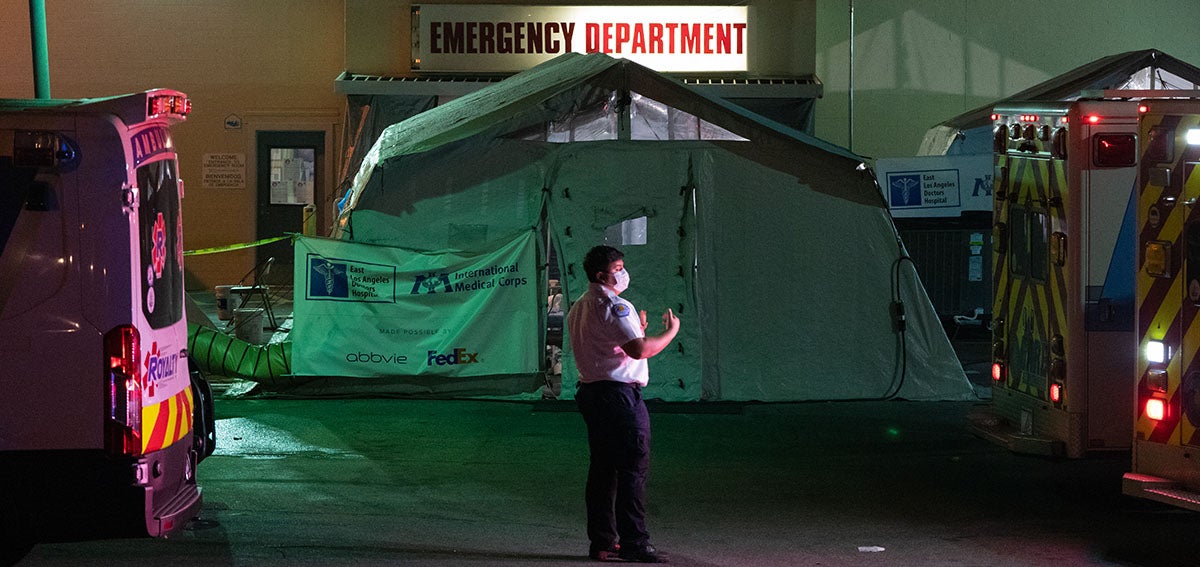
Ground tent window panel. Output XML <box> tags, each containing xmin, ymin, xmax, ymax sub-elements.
<box><xmin>603</xmin><ymin>216</ymin><xmax>647</xmax><ymax>246</ymax></box>
<box><xmin>631</xmin><ymin>93</ymin><xmax>670</xmax><ymax>140</ymax></box>
<box><xmin>561</xmin><ymin>95</ymin><xmax>618</xmax><ymax>142</ymax></box>
<box><xmin>630</xmin><ymin>92</ymin><xmax>746</xmax><ymax>142</ymax></box>
<box><xmin>669</xmin><ymin>108</ymin><xmax>699</xmax><ymax>140</ymax></box>
<box><xmin>699</xmin><ymin>119</ymin><xmax>745</xmax><ymax>141</ymax></box>
<box><xmin>547</xmin><ymin>117</ymin><xmax>573</xmax><ymax>143</ymax></box>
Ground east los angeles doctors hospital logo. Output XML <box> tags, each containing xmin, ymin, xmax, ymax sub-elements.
<box><xmin>309</xmin><ymin>258</ymin><xmax>349</xmax><ymax>298</ymax></box>
<box><xmin>305</xmin><ymin>254</ymin><xmax>396</xmax><ymax>303</ymax></box>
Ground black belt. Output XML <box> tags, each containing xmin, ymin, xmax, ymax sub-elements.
<box><xmin>578</xmin><ymin>380</ymin><xmax>639</xmax><ymax>389</ymax></box>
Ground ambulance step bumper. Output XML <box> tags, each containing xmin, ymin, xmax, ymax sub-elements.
<box><xmin>966</xmin><ymin>410</ymin><xmax>1064</xmax><ymax>457</ymax></box>
<box><xmin>152</xmin><ymin>483</ymin><xmax>202</xmax><ymax>537</ymax></box>
<box><xmin>1123</xmin><ymin>473</ymin><xmax>1200</xmax><ymax>512</ymax></box>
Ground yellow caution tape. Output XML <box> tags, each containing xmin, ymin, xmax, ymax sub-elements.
<box><xmin>183</xmin><ymin>235</ymin><xmax>291</xmax><ymax>256</ymax></box>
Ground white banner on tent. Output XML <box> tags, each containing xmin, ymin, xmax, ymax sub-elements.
<box><xmin>875</xmin><ymin>154</ymin><xmax>993</xmax><ymax>218</ymax></box>
<box><xmin>291</xmin><ymin>233</ymin><xmax>540</xmax><ymax>378</ymax></box>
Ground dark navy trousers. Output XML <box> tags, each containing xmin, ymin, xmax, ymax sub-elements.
<box><xmin>575</xmin><ymin>380</ymin><xmax>651</xmax><ymax>549</ymax></box>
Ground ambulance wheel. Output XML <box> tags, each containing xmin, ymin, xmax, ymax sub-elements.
<box><xmin>189</xmin><ymin>357</ymin><xmax>217</xmax><ymax>462</ymax></box>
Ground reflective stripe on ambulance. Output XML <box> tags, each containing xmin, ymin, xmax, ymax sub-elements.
<box><xmin>141</xmin><ymin>384</ymin><xmax>193</xmax><ymax>454</ymax></box>
<box><xmin>1135</xmin><ymin>111</ymin><xmax>1191</xmax><ymax>446</ymax></box>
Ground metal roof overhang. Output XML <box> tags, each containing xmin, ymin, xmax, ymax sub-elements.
<box><xmin>335</xmin><ymin>70</ymin><xmax>823</xmax><ymax>99</ymax></box>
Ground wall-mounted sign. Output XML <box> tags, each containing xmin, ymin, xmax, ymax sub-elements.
<box><xmin>201</xmin><ymin>153</ymin><xmax>246</xmax><ymax>189</ymax></box>
<box><xmin>412</xmin><ymin>4</ymin><xmax>748</xmax><ymax>73</ymax></box>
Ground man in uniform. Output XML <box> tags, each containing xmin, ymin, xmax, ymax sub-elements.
<box><xmin>567</xmin><ymin>245</ymin><xmax>680</xmax><ymax>563</ymax></box>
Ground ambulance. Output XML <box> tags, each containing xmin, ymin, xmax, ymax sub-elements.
<box><xmin>0</xmin><ymin>90</ymin><xmax>215</xmax><ymax>559</ymax></box>
<box><xmin>970</xmin><ymin>97</ymin><xmax>1142</xmax><ymax>458</ymax></box>
<box><xmin>1123</xmin><ymin>98</ymin><xmax>1200</xmax><ymax>511</ymax></box>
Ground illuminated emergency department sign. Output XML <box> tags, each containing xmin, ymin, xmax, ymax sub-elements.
<box><xmin>413</xmin><ymin>5</ymin><xmax>748</xmax><ymax>72</ymax></box>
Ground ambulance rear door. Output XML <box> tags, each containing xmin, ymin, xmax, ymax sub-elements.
<box><xmin>1073</xmin><ymin>100</ymin><xmax>1139</xmax><ymax>451</ymax></box>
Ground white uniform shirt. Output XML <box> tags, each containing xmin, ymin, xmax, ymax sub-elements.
<box><xmin>567</xmin><ymin>282</ymin><xmax>649</xmax><ymax>386</ymax></box>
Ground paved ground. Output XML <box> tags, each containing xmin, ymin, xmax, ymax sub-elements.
<box><xmin>19</xmin><ymin>292</ymin><xmax>1191</xmax><ymax>565</ymax></box>
<box><xmin>17</xmin><ymin>397</ymin><xmax>1200</xmax><ymax>566</ymax></box>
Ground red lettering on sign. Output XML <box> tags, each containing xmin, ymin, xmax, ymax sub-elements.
<box><xmin>430</xmin><ymin>20</ymin><xmax>741</xmax><ymax>56</ymax></box>
<box><xmin>585</xmin><ymin>23</ymin><xmax>599</xmax><ymax>52</ymax></box>
<box><xmin>615</xmin><ymin>23</ymin><xmax>630</xmax><ymax>53</ymax></box>
<box><xmin>631</xmin><ymin>24</ymin><xmax>646</xmax><ymax>53</ymax></box>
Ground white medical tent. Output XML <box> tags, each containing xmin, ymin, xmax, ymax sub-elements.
<box><xmin>333</xmin><ymin>52</ymin><xmax>975</xmax><ymax>402</ymax></box>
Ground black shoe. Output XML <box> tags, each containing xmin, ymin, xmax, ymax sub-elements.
<box><xmin>619</xmin><ymin>544</ymin><xmax>668</xmax><ymax>563</ymax></box>
<box><xmin>589</xmin><ymin>543</ymin><xmax>621</xmax><ymax>562</ymax></box>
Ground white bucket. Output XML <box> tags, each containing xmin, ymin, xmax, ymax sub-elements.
<box><xmin>214</xmin><ymin>285</ymin><xmax>243</xmax><ymax>320</ymax></box>
<box><xmin>233</xmin><ymin>307</ymin><xmax>265</xmax><ymax>344</ymax></box>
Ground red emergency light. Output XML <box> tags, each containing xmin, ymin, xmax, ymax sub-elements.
<box><xmin>147</xmin><ymin>94</ymin><xmax>191</xmax><ymax>118</ymax></box>
<box><xmin>1145</xmin><ymin>398</ymin><xmax>1166</xmax><ymax>421</ymax></box>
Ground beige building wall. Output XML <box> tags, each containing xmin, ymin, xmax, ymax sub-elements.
<box><xmin>23</xmin><ymin>2</ymin><xmax>1200</xmax><ymax>285</ymax></box>
<box><xmin>0</xmin><ymin>0</ymin><xmax>345</xmax><ymax>289</ymax></box>
<box><xmin>814</xmin><ymin>0</ymin><xmax>1200</xmax><ymax>159</ymax></box>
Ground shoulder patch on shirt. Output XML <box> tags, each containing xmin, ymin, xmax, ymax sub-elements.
<box><xmin>612</xmin><ymin>303</ymin><xmax>632</xmax><ymax>318</ymax></box>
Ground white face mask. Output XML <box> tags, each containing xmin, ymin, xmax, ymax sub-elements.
<box><xmin>612</xmin><ymin>268</ymin><xmax>630</xmax><ymax>293</ymax></box>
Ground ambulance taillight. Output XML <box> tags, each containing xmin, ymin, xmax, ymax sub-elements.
<box><xmin>1049</xmin><ymin>382</ymin><xmax>1064</xmax><ymax>404</ymax></box>
<box><xmin>1146</xmin><ymin>398</ymin><xmax>1167</xmax><ymax>421</ymax></box>
<box><xmin>991</xmin><ymin>340</ymin><xmax>1006</xmax><ymax>383</ymax></box>
<box><xmin>104</xmin><ymin>325</ymin><xmax>142</xmax><ymax>457</ymax></box>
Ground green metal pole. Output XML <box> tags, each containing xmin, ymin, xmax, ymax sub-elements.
<box><xmin>29</xmin><ymin>0</ymin><xmax>50</xmax><ymax>99</ymax></box>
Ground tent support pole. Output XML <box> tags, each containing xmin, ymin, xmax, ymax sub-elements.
<box><xmin>848</xmin><ymin>0</ymin><xmax>855</xmax><ymax>152</ymax></box>
<box><xmin>619</xmin><ymin>88</ymin><xmax>631</xmax><ymax>140</ymax></box>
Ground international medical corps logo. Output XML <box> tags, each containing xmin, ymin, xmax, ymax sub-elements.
<box><xmin>411</xmin><ymin>272</ymin><xmax>453</xmax><ymax>294</ymax></box>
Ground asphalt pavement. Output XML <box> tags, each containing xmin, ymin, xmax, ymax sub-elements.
<box><xmin>17</xmin><ymin>397</ymin><xmax>1200</xmax><ymax>567</ymax></box>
